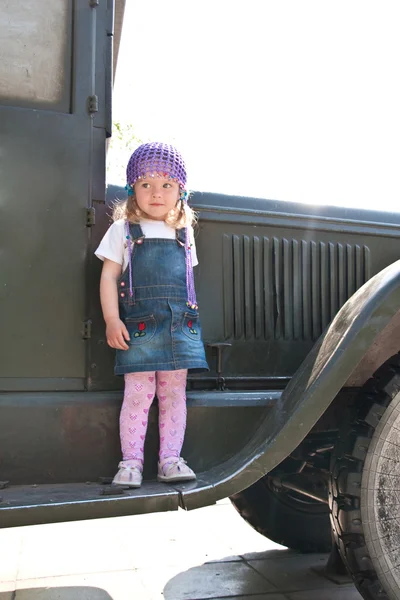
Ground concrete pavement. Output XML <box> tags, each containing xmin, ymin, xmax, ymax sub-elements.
<box><xmin>0</xmin><ymin>498</ymin><xmax>362</xmax><ymax>600</ymax></box>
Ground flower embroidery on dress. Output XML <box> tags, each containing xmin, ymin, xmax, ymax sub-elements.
<box><xmin>134</xmin><ymin>322</ymin><xmax>146</xmax><ymax>338</ymax></box>
<box><xmin>187</xmin><ymin>320</ymin><xmax>197</xmax><ymax>335</ymax></box>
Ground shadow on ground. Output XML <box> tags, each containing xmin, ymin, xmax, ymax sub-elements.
<box><xmin>163</xmin><ymin>549</ymin><xmax>361</xmax><ymax>600</ymax></box>
<box><xmin>0</xmin><ymin>588</ymin><xmax>113</xmax><ymax>600</ymax></box>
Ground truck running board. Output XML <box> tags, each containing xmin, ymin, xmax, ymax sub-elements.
<box><xmin>0</xmin><ymin>390</ymin><xmax>281</xmax><ymax>528</ymax></box>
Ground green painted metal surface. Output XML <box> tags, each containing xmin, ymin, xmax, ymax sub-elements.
<box><xmin>0</xmin><ymin>1</ymin><xmax>111</xmax><ymax>393</ymax></box>
<box><xmin>2</xmin><ymin>2</ymin><xmax>400</xmax><ymax>528</ymax></box>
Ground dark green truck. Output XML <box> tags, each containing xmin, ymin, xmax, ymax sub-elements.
<box><xmin>2</xmin><ymin>3</ymin><xmax>400</xmax><ymax>600</ymax></box>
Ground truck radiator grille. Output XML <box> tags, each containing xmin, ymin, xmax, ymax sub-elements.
<box><xmin>222</xmin><ymin>234</ymin><xmax>371</xmax><ymax>341</ymax></box>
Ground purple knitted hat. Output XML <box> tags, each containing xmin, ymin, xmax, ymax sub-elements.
<box><xmin>126</xmin><ymin>142</ymin><xmax>187</xmax><ymax>189</ymax></box>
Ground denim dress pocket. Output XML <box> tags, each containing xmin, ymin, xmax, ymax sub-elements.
<box><xmin>182</xmin><ymin>311</ymin><xmax>202</xmax><ymax>342</ymax></box>
<box><xmin>125</xmin><ymin>315</ymin><xmax>157</xmax><ymax>346</ymax></box>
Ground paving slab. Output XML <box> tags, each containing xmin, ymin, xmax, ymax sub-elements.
<box><xmin>248</xmin><ymin>554</ymin><xmax>337</xmax><ymax>593</ymax></box>
<box><xmin>143</xmin><ymin>562</ymin><xmax>278</xmax><ymax>600</ymax></box>
<box><xmin>0</xmin><ymin>500</ymin><xmax>367</xmax><ymax>600</ymax></box>
<box><xmin>242</xmin><ymin>549</ymin><xmax>299</xmax><ymax>561</ymax></box>
<box><xmin>287</xmin><ymin>587</ymin><xmax>362</xmax><ymax>600</ymax></box>
<box><xmin>212</xmin><ymin>595</ymin><xmax>288</xmax><ymax>600</ymax></box>
<box><xmin>14</xmin><ymin>571</ymin><xmax>147</xmax><ymax>600</ymax></box>
<box><xmin>205</xmin><ymin>555</ymin><xmax>242</xmax><ymax>563</ymax></box>
<box><xmin>17</xmin><ymin>519</ymin><xmax>134</xmax><ymax>580</ymax></box>
<box><xmin>0</xmin><ymin>526</ymin><xmax>23</xmax><ymax>582</ymax></box>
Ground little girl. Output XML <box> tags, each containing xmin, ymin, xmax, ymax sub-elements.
<box><xmin>95</xmin><ymin>142</ymin><xmax>209</xmax><ymax>487</ymax></box>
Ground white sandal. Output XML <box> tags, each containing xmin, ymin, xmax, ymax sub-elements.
<box><xmin>157</xmin><ymin>457</ymin><xmax>196</xmax><ymax>482</ymax></box>
<box><xmin>112</xmin><ymin>462</ymin><xmax>143</xmax><ymax>488</ymax></box>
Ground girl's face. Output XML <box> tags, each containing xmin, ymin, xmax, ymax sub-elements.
<box><xmin>134</xmin><ymin>176</ymin><xmax>180</xmax><ymax>221</ymax></box>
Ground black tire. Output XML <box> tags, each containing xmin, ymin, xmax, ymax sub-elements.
<box><xmin>330</xmin><ymin>353</ymin><xmax>400</xmax><ymax>600</ymax></box>
<box><xmin>230</xmin><ymin>475</ymin><xmax>332</xmax><ymax>553</ymax></box>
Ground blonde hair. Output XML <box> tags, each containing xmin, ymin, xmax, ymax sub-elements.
<box><xmin>112</xmin><ymin>193</ymin><xmax>197</xmax><ymax>229</ymax></box>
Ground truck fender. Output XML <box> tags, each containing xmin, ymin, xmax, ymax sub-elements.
<box><xmin>181</xmin><ymin>259</ymin><xmax>400</xmax><ymax>509</ymax></box>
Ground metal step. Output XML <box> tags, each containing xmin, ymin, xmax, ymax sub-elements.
<box><xmin>0</xmin><ymin>480</ymin><xmax>180</xmax><ymax>529</ymax></box>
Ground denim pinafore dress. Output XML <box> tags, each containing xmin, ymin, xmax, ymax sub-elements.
<box><xmin>115</xmin><ymin>223</ymin><xmax>209</xmax><ymax>375</ymax></box>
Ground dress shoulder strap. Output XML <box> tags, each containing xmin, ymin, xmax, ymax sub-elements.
<box><xmin>176</xmin><ymin>227</ymin><xmax>187</xmax><ymax>246</ymax></box>
<box><xmin>127</xmin><ymin>222</ymin><xmax>144</xmax><ymax>241</ymax></box>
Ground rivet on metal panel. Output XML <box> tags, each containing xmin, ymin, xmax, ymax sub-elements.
<box><xmin>89</xmin><ymin>0</ymin><xmax>99</xmax><ymax>7</ymax></box>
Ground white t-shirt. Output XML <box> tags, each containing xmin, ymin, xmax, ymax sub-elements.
<box><xmin>95</xmin><ymin>218</ymin><xmax>198</xmax><ymax>272</ymax></box>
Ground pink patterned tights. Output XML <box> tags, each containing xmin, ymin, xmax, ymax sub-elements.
<box><xmin>119</xmin><ymin>369</ymin><xmax>188</xmax><ymax>468</ymax></box>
